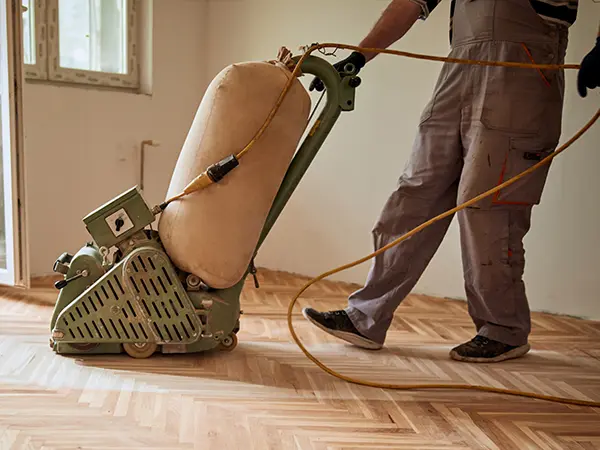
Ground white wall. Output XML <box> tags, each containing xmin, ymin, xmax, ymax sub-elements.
<box><xmin>205</xmin><ymin>0</ymin><xmax>600</xmax><ymax>320</ymax></box>
<box><xmin>24</xmin><ymin>0</ymin><xmax>207</xmax><ymax>276</ymax></box>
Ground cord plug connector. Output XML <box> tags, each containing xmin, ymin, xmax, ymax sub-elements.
<box><xmin>207</xmin><ymin>154</ymin><xmax>239</xmax><ymax>182</ymax></box>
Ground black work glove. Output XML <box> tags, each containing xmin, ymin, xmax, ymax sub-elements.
<box><xmin>309</xmin><ymin>51</ymin><xmax>367</xmax><ymax>92</ymax></box>
<box><xmin>577</xmin><ymin>37</ymin><xmax>600</xmax><ymax>98</ymax></box>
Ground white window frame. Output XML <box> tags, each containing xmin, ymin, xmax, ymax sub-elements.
<box><xmin>23</xmin><ymin>0</ymin><xmax>140</xmax><ymax>90</ymax></box>
<box><xmin>22</xmin><ymin>0</ymin><xmax>47</xmax><ymax>79</ymax></box>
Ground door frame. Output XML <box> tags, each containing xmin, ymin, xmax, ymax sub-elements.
<box><xmin>0</xmin><ymin>0</ymin><xmax>29</xmax><ymax>288</ymax></box>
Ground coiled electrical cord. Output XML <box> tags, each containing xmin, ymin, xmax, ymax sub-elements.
<box><xmin>286</xmin><ymin>104</ymin><xmax>600</xmax><ymax>409</ymax></box>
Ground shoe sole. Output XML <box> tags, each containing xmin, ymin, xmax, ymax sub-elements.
<box><xmin>449</xmin><ymin>343</ymin><xmax>531</xmax><ymax>363</ymax></box>
<box><xmin>301</xmin><ymin>308</ymin><xmax>383</xmax><ymax>350</ymax></box>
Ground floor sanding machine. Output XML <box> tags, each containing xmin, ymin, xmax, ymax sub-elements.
<box><xmin>48</xmin><ymin>51</ymin><xmax>360</xmax><ymax>358</ymax></box>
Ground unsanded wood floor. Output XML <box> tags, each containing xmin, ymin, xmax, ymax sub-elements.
<box><xmin>1</xmin><ymin>269</ymin><xmax>599</xmax><ymax>449</ymax></box>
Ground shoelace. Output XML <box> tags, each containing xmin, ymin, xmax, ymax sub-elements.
<box><xmin>472</xmin><ymin>336</ymin><xmax>490</xmax><ymax>347</ymax></box>
<box><xmin>323</xmin><ymin>311</ymin><xmax>344</xmax><ymax>320</ymax></box>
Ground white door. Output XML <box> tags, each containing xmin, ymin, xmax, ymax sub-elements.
<box><xmin>0</xmin><ymin>0</ymin><xmax>28</xmax><ymax>287</ymax></box>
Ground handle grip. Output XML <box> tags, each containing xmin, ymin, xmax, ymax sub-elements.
<box><xmin>55</xmin><ymin>269</ymin><xmax>89</xmax><ymax>290</ymax></box>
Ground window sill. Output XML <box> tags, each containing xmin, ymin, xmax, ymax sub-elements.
<box><xmin>24</xmin><ymin>77</ymin><xmax>153</xmax><ymax>97</ymax></box>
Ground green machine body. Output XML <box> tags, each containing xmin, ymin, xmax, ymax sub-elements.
<box><xmin>49</xmin><ymin>54</ymin><xmax>360</xmax><ymax>358</ymax></box>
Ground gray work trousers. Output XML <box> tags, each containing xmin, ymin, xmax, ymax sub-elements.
<box><xmin>346</xmin><ymin>0</ymin><xmax>568</xmax><ymax>347</ymax></box>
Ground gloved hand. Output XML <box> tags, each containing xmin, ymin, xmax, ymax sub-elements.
<box><xmin>577</xmin><ymin>37</ymin><xmax>600</xmax><ymax>98</ymax></box>
<box><xmin>309</xmin><ymin>51</ymin><xmax>367</xmax><ymax>92</ymax></box>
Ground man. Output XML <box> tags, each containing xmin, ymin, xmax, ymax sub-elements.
<box><xmin>303</xmin><ymin>0</ymin><xmax>600</xmax><ymax>363</ymax></box>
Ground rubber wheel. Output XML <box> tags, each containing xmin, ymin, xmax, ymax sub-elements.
<box><xmin>219</xmin><ymin>334</ymin><xmax>238</xmax><ymax>352</ymax></box>
<box><xmin>69</xmin><ymin>343</ymin><xmax>99</xmax><ymax>351</ymax></box>
<box><xmin>123</xmin><ymin>342</ymin><xmax>158</xmax><ymax>359</ymax></box>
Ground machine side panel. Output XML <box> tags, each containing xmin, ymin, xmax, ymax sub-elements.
<box><xmin>50</xmin><ymin>245</ymin><xmax>106</xmax><ymax>330</ymax></box>
<box><xmin>52</xmin><ymin>247</ymin><xmax>202</xmax><ymax>346</ymax></box>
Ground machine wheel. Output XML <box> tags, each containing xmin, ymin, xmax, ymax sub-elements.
<box><xmin>219</xmin><ymin>334</ymin><xmax>238</xmax><ymax>352</ymax></box>
<box><xmin>69</xmin><ymin>343</ymin><xmax>99</xmax><ymax>352</ymax></box>
<box><xmin>123</xmin><ymin>342</ymin><xmax>158</xmax><ymax>359</ymax></box>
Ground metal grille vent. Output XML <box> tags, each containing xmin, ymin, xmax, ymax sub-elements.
<box><xmin>55</xmin><ymin>247</ymin><xmax>202</xmax><ymax>345</ymax></box>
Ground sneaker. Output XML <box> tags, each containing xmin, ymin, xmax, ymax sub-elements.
<box><xmin>302</xmin><ymin>308</ymin><xmax>383</xmax><ymax>350</ymax></box>
<box><xmin>449</xmin><ymin>335</ymin><xmax>530</xmax><ymax>363</ymax></box>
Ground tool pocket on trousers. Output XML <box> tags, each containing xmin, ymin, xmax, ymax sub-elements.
<box><xmin>493</xmin><ymin>138</ymin><xmax>553</xmax><ymax>205</ymax></box>
<box><xmin>480</xmin><ymin>78</ymin><xmax>553</xmax><ymax>135</ymax></box>
<box><xmin>480</xmin><ymin>98</ymin><xmax>546</xmax><ymax>135</ymax></box>
<box><xmin>479</xmin><ymin>43</ymin><xmax>561</xmax><ymax>135</ymax></box>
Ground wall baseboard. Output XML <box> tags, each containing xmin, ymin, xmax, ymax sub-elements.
<box><xmin>0</xmin><ymin>275</ymin><xmax>62</xmax><ymax>306</ymax></box>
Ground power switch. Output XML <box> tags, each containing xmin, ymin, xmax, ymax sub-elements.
<box><xmin>105</xmin><ymin>208</ymin><xmax>134</xmax><ymax>237</ymax></box>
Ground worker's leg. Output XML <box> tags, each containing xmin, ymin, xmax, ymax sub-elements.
<box><xmin>302</xmin><ymin>62</ymin><xmax>465</xmax><ymax>348</ymax></box>
<box><xmin>449</xmin><ymin>123</ymin><xmax>550</xmax><ymax>360</ymax></box>
<box><xmin>342</xmin><ymin>178</ymin><xmax>458</xmax><ymax>345</ymax></box>
<box><xmin>449</xmin><ymin>28</ymin><xmax>567</xmax><ymax>362</ymax></box>
<box><xmin>452</xmin><ymin>204</ymin><xmax>534</xmax><ymax>361</ymax></box>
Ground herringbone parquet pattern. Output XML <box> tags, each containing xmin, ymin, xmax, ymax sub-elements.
<box><xmin>1</xmin><ymin>269</ymin><xmax>599</xmax><ymax>449</ymax></box>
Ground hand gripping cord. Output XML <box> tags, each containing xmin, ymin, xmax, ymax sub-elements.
<box><xmin>165</xmin><ymin>43</ymin><xmax>600</xmax><ymax>408</ymax></box>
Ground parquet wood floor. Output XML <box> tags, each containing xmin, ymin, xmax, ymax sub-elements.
<box><xmin>1</xmin><ymin>269</ymin><xmax>599</xmax><ymax>449</ymax></box>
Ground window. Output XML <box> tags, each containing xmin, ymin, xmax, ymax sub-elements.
<box><xmin>22</xmin><ymin>0</ymin><xmax>140</xmax><ymax>89</ymax></box>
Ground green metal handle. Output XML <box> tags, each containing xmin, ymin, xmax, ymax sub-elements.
<box><xmin>254</xmin><ymin>55</ymin><xmax>359</xmax><ymax>252</ymax></box>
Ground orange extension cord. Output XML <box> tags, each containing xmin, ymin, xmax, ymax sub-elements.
<box><xmin>168</xmin><ymin>43</ymin><xmax>600</xmax><ymax>408</ymax></box>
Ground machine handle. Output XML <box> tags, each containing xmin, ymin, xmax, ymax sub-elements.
<box><xmin>55</xmin><ymin>269</ymin><xmax>89</xmax><ymax>290</ymax></box>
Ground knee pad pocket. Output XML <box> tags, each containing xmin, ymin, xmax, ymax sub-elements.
<box><xmin>491</xmin><ymin>137</ymin><xmax>554</xmax><ymax>206</ymax></box>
